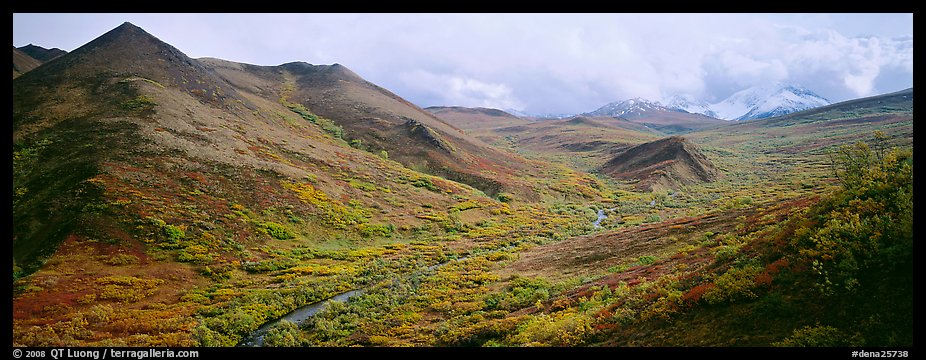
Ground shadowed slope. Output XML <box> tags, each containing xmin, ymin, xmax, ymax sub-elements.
<box><xmin>599</xmin><ymin>136</ymin><xmax>720</xmax><ymax>191</ymax></box>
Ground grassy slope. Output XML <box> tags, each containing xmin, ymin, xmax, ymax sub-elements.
<box><xmin>12</xmin><ymin>23</ymin><xmax>615</xmax><ymax>347</ymax></box>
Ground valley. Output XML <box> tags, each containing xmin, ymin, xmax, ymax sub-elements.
<box><xmin>12</xmin><ymin>22</ymin><xmax>913</xmax><ymax>348</ymax></box>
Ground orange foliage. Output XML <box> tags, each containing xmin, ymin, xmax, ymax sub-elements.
<box><xmin>682</xmin><ymin>283</ymin><xmax>715</xmax><ymax>304</ymax></box>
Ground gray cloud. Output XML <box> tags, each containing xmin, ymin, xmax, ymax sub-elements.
<box><xmin>13</xmin><ymin>13</ymin><xmax>912</xmax><ymax>114</ymax></box>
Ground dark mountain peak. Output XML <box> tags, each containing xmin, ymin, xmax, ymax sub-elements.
<box><xmin>115</xmin><ymin>21</ymin><xmax>142</xmax><ymax>31</ymax></box>
<box><xmin>14</xmin><ymin>22</ymin><xmax>248</xmax><ymax>114</ymax></box>
<box><xmin>17</xmin><ymin>44</ymin><xmax>67</xmax><ymax>62</ymax></box>
<box><xmin>21</xmin><ymin>21</ymin><xmax>190</xmax><ymax>79</ymax></box>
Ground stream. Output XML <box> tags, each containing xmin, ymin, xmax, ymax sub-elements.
<box><xmin>237</xmin><ymin>246</ymin><xmax>510</xmax><ymax>347</ymax></box>
<box><xmin>237</xmin><ymin>289</ymin><xmax>365</xmax><ymax>347</ymax></box>
<box><xmin>592</xmin><ymin>209</ymin><xmax>606</xmax><ymax>228</ymax></box>
<box><xmin>592</xmin><ymin>207</ymin><xmax>617</xmax><ymax>228</ymax></box>
<box><xmin>238</xmin><ymin>209</ymin><xmax>609</xmax><ymax>347</ymax></box>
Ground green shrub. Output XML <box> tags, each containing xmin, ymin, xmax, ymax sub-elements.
<box><xmin>702</xmin><ymin>265</ymin><xmax>765</xmax><ymax>304</ymax></box>
<box><xmin>508</xmin><ymin>309</ymin><xmax>592</xmax><ymax>346</ymax></box>
<box><xmin>163</xmin><ymin>225</ymin><xmax>185</xmax><ymax>243</ymax></box>
<box><xmin>485</xmin><ymin>276</ymin><xmax>551</xmax><ymax>311</ymax></box>
<box><xmin>242</xmin><ymin>258</ymin><xmax>297</xmax><ymax>273</ymax></box>
<box><xmin>773</xmin><ymin>325</ymin><xmax>861</xmax><ymax>347</ymax></box>
<box><xmin>264</xmin><ymin>320</ymin><xmax>303</xmax><ymax>347</ymax></box>
<box><xmin>285</xmin><ymin>103</ymin><xmax>343</xmax><ymax>139</ymax></box>
<box><xmin>410</xmin><ymin>177</ymin><xmax>439</xmax><ymax>192</ymax></box>
<box><xmin>638</xmin><ymin>255</ymin><xmax>657</xmax><ymax>265</ymax></box>
<box><xmin>104</xmin><ymin>254</ymin><xmax>140</xmax><ymax>266</ymax></box>
<box><xmin>796</xmin><ymin>144</ymin><xmax>913</xmax><ymax>295</ymax></box>
<box><xmin>357</xmin><ymin>223</ymin><xmax>395</xmax><ymax>238</ymax></box>
<box><xmin>177</xmin><ymin>245</ymin><xmax>214</xmax><ymax>264</ymax></box>
<box><xmin>261</xmin><ymin>222</ymin><xmax>296</xmax><ymax>240</ymax></box>
<box><xmin>348</xmin><ymin>179</ymin><xmax>377</xmax><ymax>192</ymax></box>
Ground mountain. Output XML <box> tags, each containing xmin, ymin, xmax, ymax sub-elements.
<box><xmin>200</xmin><ymin>58</ymin><xmax>541</xmax><ymax>197</ymax></box>
<box><xmin>17</xmin><ymin>44</ymin><xmax>68</xmax><ymax>62</ymax></box>
<box><xmin>13</xmin><ymin>22</ymin><xmax>547</xmax><ymax>278</ymax></box>
<box><xmin>13</xmin><ymin>46</ymin><xmax>42</xmax><ymax>78</ymax></box>
<box><xmin>709</xmin><ymin>83</ymin><xmax>830</xmax><ymax>120</ymax></box>
<box><xmin>586</xmin><ymin>98</ymin><xmax>728</xmax><ymax>134</ymax></box>
<box><xmin>598</xmin><ymin>136</ymin><xmax>719</xmax><ymax>191</ymax></box>
<box><xmin>664</xmin><ymin>94</ymin><xmax>718</xmax><ymax>118</ymax></box>
<box><xmin>687</xmin><ymin>87</ymin><xmax>913</xmax><ymax>154</ymax></box>
<box><xmin>425</xmin><ymin>106</ymin><xmax>530</xmax><ymax>131</ymax></box>
<box><xmin>586</xmin><ymin>97</ymin><xmax>668</xmax><ymax>119</ymax></box>
<box><xmin>13</xmin><ymin>22</ymin><xmax>257</xmax><ymax>276</ymax></box>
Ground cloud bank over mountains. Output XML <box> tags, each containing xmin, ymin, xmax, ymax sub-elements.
<box><xmin>13</xmin><ymin>13</ymin><xmax>913</xmax><ymax>114</ymax></box>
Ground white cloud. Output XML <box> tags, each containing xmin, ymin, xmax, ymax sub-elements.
<box><xmin>13</xmin><ymin>13</ymin><xmax>913</xmax><ymax>114</ymax></box>
<box><xmin>398</xmin><ymin>70</ymin><xmax>523</xmax><ymax>111</ymax></box>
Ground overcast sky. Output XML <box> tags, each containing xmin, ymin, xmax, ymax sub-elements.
<box><xmin>13</xmin><ymin>13</ymin><xmax>913</xmax><ymax>115</ymax></box>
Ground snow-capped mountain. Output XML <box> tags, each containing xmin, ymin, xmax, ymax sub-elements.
<box><xmin>587</xmin><ymin>83</ymin><xmax>830</xmax><ymax>122</ymax></box>
<box><xmin>702</xmin><ymin>84</ymin><xmax>830</xmax><ymax>120</ymax></box>
<box><xmin>586</xmin><ymin>98</ymin><xmax>677</xmax><ymax>119</ymax></box>
<box><xmin>663</xmin><ymin>94</ymin><xmax>718</xmax><ymax>118</ymax></box>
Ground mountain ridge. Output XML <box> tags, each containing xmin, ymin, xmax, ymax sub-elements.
<box><xmin>588</xmin><ymin>83</ymin><xmax>832</xmax><ymax>122</ymax></box>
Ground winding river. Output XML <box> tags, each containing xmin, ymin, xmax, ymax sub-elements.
<box><xmin>238</xmin><ymin>209</ymin><xmax>609</xmax><ymax>347</ymax></box>
<box><xmin>237</xmin><ymin>289</ymin><xmax>365</xmax><ymax>347</ymax></box>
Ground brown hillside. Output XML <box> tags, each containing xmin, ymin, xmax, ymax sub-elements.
<box><xmin>14</xmin><ymin>22</ymin><xmax>535</xmax><ymax>346</ymax></box>
<box><xmin>488</xmin><ymin>116</ymin><xmax>659</xmax><ymax>170</ymax></box>
<box><xmin>425</xmin><ymin>106</ymin><xmax>530</xmax><ymax>131</ymax></box>
<box><xmin>201</xmin><ymin>58</ymin><xmax>542</xmax><ymax>197</ymax></box>
<box><xmin>599</xmin><ymin>136</ymin><xmax>719</xmax><ymax>191</ymax></box>
<box><xmin>625</xmin><ymin>110</ymin><xmax>728</xmax><ymax>134</ymax></box>
<box><xmin>12</xmin><ymin>22</ymin><xmax>541</xmax><ymax>276</ymax></box>
<box><xmin>13</xmin><ymin>47</ymin><xmax>42</xmax><ymax>78</ymax></box>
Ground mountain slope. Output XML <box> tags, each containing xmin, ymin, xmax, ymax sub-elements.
<box><xmin>599</xmin><ymin>136</ymin><xmax>720</xmax><ymax>191</ymax></box>
<box><xmin>14</xmin><ymin>22</ymin><xmax>551</xmax><ymax>346</ymax></box>
<box><xmin>425</xmin><ymin>106</ymin><xmax>530</xmax><ymax>131</ymax></box>
<box><xmin>13</xmin><ymin>46</ymin><xmax>42</xmax><ymax>78</ymax></box>
<box><xmin>586</xmin><ymin>98</ymin><xmax>728</xmax><ymax>134</ymax></box>
<box><xmin>13</xmin><ymin>21</ymin><xmax>482</xmax><ymax>278</ymax></box>
<box><xmin>688</xmin><ymin>88</ymin><xmax>913</xmax><ymax>155</ymax></box>
<box><xmin>710</xmin><ymin>83</ymin><xmax>830</xmax><ymax>120</ymax></box>
<box><xmin>201</xmin><ymin>58</ymin><xmax>542</xmax><ymax>197</ymax></box>
<box><xmin>17</xmin><ymin>44</ymin><xmax>68</xmax><ymax>62</ymax></box>
<box><xmin>587</xmin><ymin>98</ymin><xmax>671</xmax><ymax>119</ymax></box>
<box><xmin>489</xmin><ymin>116</ymin><xmax>660</xmax><ymax>169</ymax></box>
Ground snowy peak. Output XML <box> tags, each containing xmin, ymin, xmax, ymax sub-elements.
<box><xmin>586</xmin><ymin>97</ymin><xmax>681</xmax><ymax>119</ymax></box>
<box><xmin>587</xmin><ymin>83</ymin><xmax>829</xmax><ymax>122</ymax></box>
<box><xmin>709</xmin><ymin>83</ymin><xmax>830</xmax><ymax>120</ymax></box>
<box><xmin>663</xmin><ymin>94</ymin><xmax>718</xmax><ymax>118</ymax></box>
